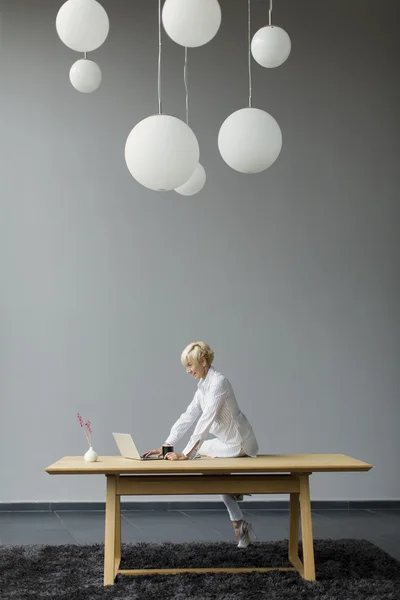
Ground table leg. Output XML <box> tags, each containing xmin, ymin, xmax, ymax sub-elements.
<box><xmin>104</xmin><ymin>475</ymin><xmax>119</xmax><ymax>586</ymax></box>
<box><xmin>289</xmin><ymin>492</ymin><xmax>300</xmax><ymax>566</ymax></box>
<box><xmin>115</xmin><ymin>494</ymin><xmax>121</xmax><ymax>574</ymax></box>
<box><xmin>299</xmin><ymin>474</ymin><xmax>316</xmax><ymax>581</ymax></box>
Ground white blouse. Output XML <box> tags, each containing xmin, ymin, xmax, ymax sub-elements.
<box><xmin>166</xmin><ymin>366</ymin><xmax>259</xmax><ymax>458</ymax></box>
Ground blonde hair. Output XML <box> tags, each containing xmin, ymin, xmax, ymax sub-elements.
<box><xmin>181</xmin><ymin>341</ymin><xmax>214</xmax><ymax>367</ymax></box>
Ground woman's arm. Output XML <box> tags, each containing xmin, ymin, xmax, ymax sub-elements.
<box><xmin>165</xmin><ymin>390</ymin><xmax>202</xmax><ymax>447</ymax></box>
<box><xmin>182</xmin><ymin>379</ymin><xmax>227</xmax><ymax>458</ymax></box>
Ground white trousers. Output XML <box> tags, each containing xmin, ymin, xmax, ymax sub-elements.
<box><xmin>199</xmin><ymin>438</ymin><xmax>246</xmax><ymax>522</ymax></box>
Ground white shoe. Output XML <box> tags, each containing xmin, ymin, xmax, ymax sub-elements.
<box><xmin>237</xmin><ymin>520</ymin><xmax>257</xmax><ymax>548</ymax></box>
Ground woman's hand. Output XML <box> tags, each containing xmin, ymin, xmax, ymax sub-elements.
<box><xmin>141</xmin><ymin>447</ymin><xmax>163</xmax><ymax>458</ymax></box>
<box><xmin>164</xmin><ymin>452</ymin><xmax>188</xmax><ymax>461</ymax></box>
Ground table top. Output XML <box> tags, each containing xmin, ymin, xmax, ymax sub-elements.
<box><xmin>46</xmin><ymin>454</ymin><xmax>372</xmax><ymax>475</ymax></box>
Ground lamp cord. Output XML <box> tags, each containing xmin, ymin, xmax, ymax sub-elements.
<box><xmin>184</xmin><ymin>47</ymin><xmax>189</xmax><ymax>124</ymax></box>
<box><xmin>158</xmin><ymin>0</ymin><xmax>162</xmax><ymax>114</ymax></box>
<box><xmin>269</xmin><ymin>0</ymin><xmax>273</xmax><ymax>26</ymax></box>
<box><xmin>248</xmin><ymin>0</ymin><xmax>252</xmax><ymax>108</ymax></box>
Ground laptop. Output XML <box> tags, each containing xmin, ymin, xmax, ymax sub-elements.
<box><xmin>113</xmin><ymin>433</ymin><xmax>164</xmax><ymax>461</ymax></box>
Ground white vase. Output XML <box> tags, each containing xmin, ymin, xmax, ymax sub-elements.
<box><xmin>84</xmin><ymin>446</ymin><xmax>98</xmax><ymax>462</ymax></box>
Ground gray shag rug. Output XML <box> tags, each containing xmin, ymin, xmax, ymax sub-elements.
<box><xmin>1</xmin><ymin>539</ymin><xmax>399</xmax><ymax>599</ymax></box>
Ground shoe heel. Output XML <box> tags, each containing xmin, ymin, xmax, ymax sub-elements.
<box><xmin>247</xmin><ymin>522</ymin><xmax>257</xmax><ymax>542</ymax></box>
<box><xmin>237</xmin><ymin>521</ymin><xmax>256</xmax><ymax>548</ymax></box>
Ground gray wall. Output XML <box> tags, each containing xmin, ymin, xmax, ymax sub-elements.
<box><xmin>0</xmin><ymin>0</ymin><xmax>399</xmax><ymax>504</ymax></box>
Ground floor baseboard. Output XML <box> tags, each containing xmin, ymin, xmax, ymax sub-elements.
<box><xmin>0</xmin><ymin>500</ymin><xmax>399</xmax><ymax>511</ymax></box>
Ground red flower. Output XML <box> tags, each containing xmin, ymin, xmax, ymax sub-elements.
<box><xmin>77</xmin><ymin>413</ymin><xmax>93</xmax><ymax>446</ymax></box>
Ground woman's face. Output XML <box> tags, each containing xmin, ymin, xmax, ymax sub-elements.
<box><xmin>186</xmin><ymin>358</ymin><xmax>208</xmax><ymax>380</ymax></box>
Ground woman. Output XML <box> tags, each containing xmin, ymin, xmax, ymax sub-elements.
<box><xmin>143</xmin><ymin>341</ymin><xmax>259</xmax><ymax>548</ymax></box>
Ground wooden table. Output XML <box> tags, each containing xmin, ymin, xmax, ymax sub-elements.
<box><xmin>46</xmin><ymin>454</ymin><xmax>372</xmax><ymax>585</ymax></box>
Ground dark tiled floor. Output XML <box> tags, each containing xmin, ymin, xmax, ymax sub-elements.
<box><xmin>0</xmin><ymin>509</ymin><xmax>399</xmax><ymax>560</ymax></box>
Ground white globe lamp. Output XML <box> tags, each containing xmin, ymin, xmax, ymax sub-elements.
<box><xmin>218</xmin><ymin>107</ymin><xmax>282</xmax><ymax>173</ymax></box>
<box><xmin>162</xmin><ymin>0</ymin><xmax>221</xmax><ymax>48</ymax></box>
<box><xmin>125</xmin><ymin>115</ymin><xmax>200</xmax><ymax>191</ymax></box>
<box><xmin>251</xmin><ymin>25</ymin><xmax>291</xmax><ymax>68</ymax></box>
<box><xmin>175</xmin><ymin>163</ymin><xmax>206</xmax><ymax>196</ymax></box>
<box><xmin>69</xmin><ymin>59</ymin><xmax>102</xmax><ymax>93</ymax></box>
<box><xmin>56</xmin><ymin>0</ymin><xmax>109</xmax><ymax>52</ymax></box>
